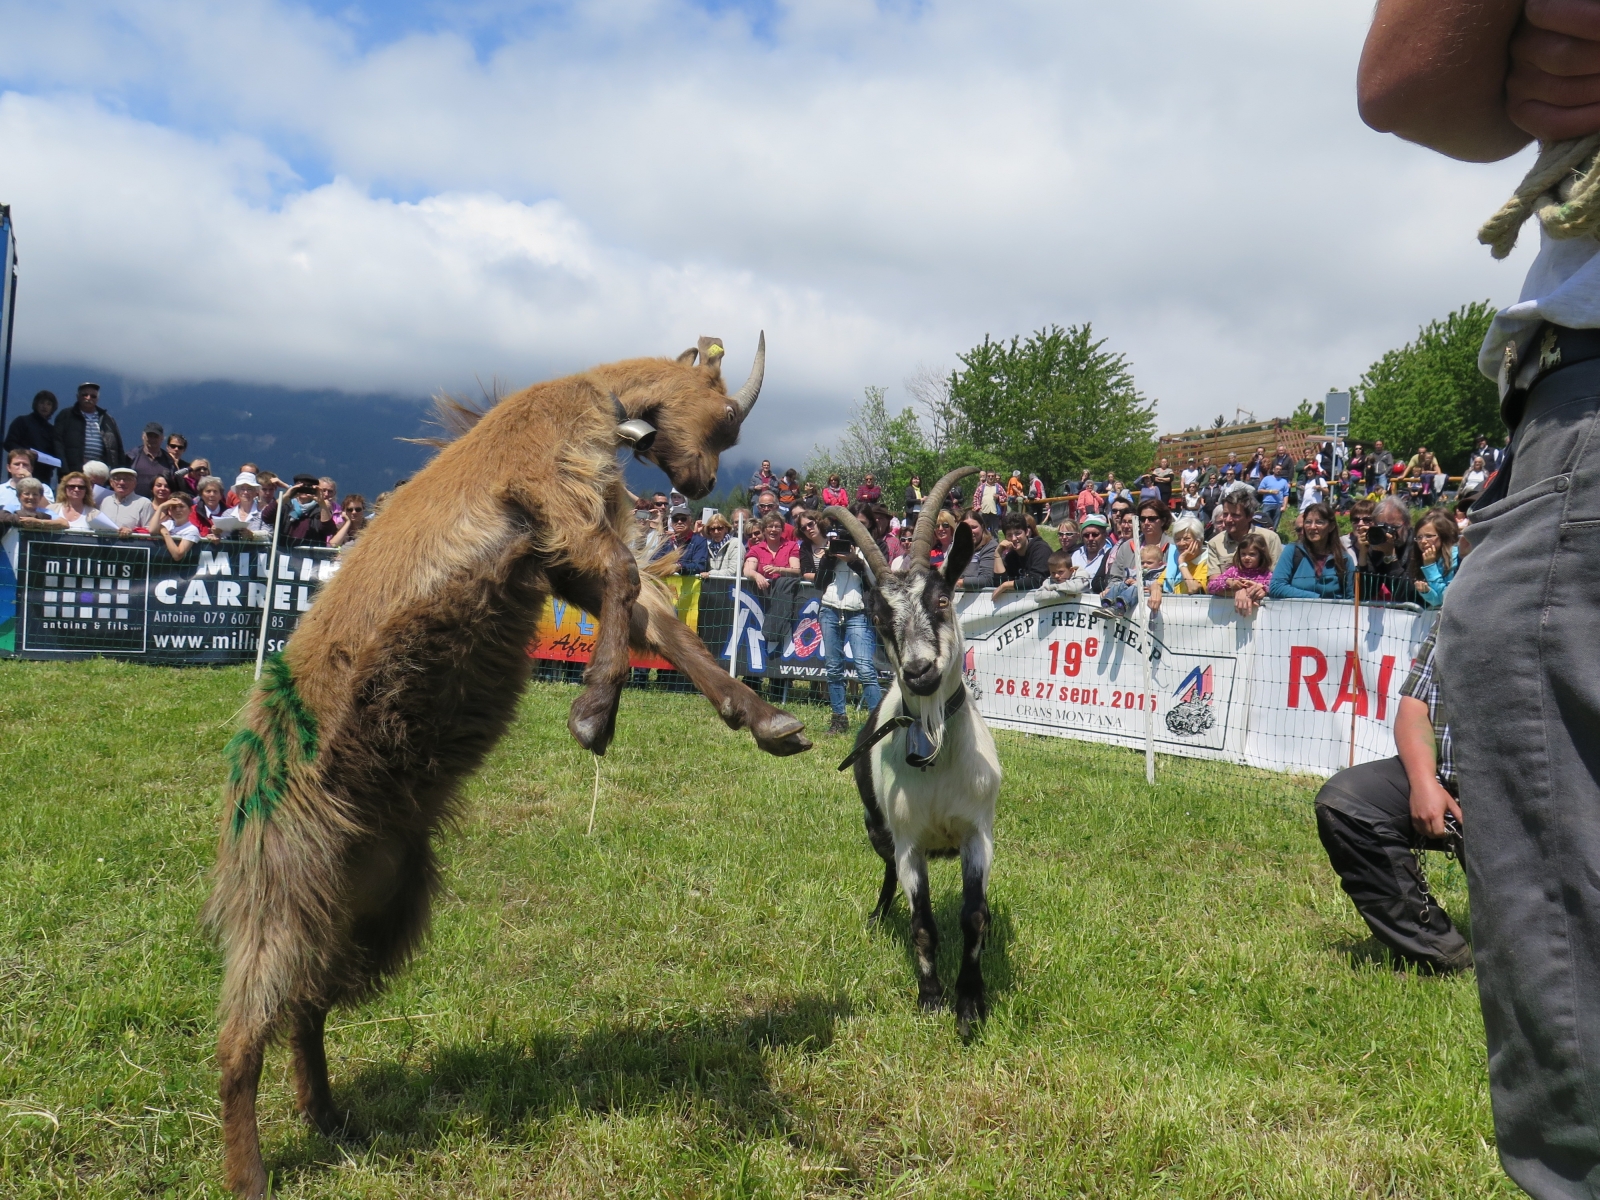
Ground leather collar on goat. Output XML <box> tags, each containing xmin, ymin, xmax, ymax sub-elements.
<box><xmin>611</xmin><ymin>393</ymin><xmax>656</xmax><ymax>452</ymax></box>
<box><xmin>837</xmin><ymin>687</ymin><xmax>967</xmax><ymax>772</ymax></box>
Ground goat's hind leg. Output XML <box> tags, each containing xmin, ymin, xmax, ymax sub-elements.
<box><xmin>897</xmin><ymin>846</ymin><xmax>943</xmax><ymax>1012</ymax></box>
<box><xmin>291</xmin><ymin>1004</ymin><xmax>353</xmax><ymax>1139</ymax></box>
<box><xmin>218</xmin><ymin>1005</ymin><xmax>275</xmax><ymax>1198</ymax></box>
<box><xmin>955</xmin><ymin>829</ymin><xmax>994</xmax><ymax>1039</ymax></box>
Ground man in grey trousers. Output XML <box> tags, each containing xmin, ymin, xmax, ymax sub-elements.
<box><xmin>1361</xmin><ymin>3</ymin><xmax>1600</xmax><ymax>1196</ymax></box>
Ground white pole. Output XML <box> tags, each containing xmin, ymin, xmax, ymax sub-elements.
<box><xmin>253</xmin><ymin>491</ymin><xmax>288</xmax><ymax>682</ymax></box>
<box><xmin>728</xmin><ymin>512</ymin><xmax>743</xmax><ymax>679</ymax></box>
<box><xmin>1142</xmin><ymin>585</ymin><xmax>1155</xmax><ymax>785</ymax></box>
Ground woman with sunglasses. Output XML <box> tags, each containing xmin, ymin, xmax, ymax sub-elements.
<box><xmin>48</xmin><ymin>471</ymin><xmax>96</xmax><ymax>531</ymax></box>
<box><xmin>1110</xmin><ymin>497</ymin><xmax>1174</xmax><ymax>610</ymax></box>
<box><xmin>329</xmin><ymin>494</ymin><xmax>368</xmax><ymax>547</ymax></box>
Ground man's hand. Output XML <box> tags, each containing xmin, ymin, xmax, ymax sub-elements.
<box><xmin>992</xmin><ymin>580</ymin><xmax>1015</xmax><ymax>599</ymax></box>
<box><xmin>1510</xmin><ymin>0</ymin><xmax>1600</xmax><ymax>139</ymax></box>
<box><xmin>1411</xmin><ymin>776</ymin><xmax>1465</xmax><ymax>840</ymax></box>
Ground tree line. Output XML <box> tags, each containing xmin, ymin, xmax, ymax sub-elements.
<box><xmin>806</xmin><ymin>323</ymin><xmax>1160</xmax><ymax>503</ymax></box>
<box><xmin>807</xmin><ymin>302</ymin><xmax>1503</xmax><ymax>505</ymax></box>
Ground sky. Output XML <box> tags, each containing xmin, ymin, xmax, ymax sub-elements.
<box><xmin>0</xmin><ymin>0</ymin><xmax>1545</xmax><ymax>465</ymax></box>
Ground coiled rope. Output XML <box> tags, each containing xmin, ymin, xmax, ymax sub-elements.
<box><xmin>1480</xmin><ymin>133</ymin><xmax>1600</xmax><ymax>259</ymax></box>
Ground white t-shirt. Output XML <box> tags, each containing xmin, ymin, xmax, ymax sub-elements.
<box><xmin>162</xmin><ymin>518</ymin><xmax>202</xmax><ymax>541</ymax></box>
<box><xmin>1181</xmin><ymin>467</ymin><xmax>1200</xmax><ymax>488</ymax></box>
<box><xmin>1480</xmin><ymin>229</ymin><xmax>1600</xmax><ymax>384</ymax></box>
<box><xmin>49</xmin><ymin>504</ymin><xmax>92</xmax><ymax>531</ymax></box>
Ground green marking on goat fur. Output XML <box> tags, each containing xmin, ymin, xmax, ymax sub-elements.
<box><xmin>227</xmin><ymin>654</ymin><xmax>318</xmax><ymax>837</ymax></box>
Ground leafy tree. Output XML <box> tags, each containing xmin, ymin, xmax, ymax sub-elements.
<box><xmin>1289</xmin><ymin>398</ymin><xmax>1324</xmax><ymax>431</ymax></box>
<box><xmin>805</xmin><ymin>386</ymin><xmax>936</xmax><ymax>501</ymax></box>
<box><xmin>1350</xmin><ymin>302</ymin><xmax>1500</xmax><ymax>471</ymax></box>
<box><xmin>946</xmin><ymin>324</ymin><xmax>1157</xmax><ymax>492</ymax></box>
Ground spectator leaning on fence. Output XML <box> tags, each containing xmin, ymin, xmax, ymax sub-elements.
<box><xmin>1269</xmin><ymin>502</ymin><xmax>1354</xmax><ymax>600</ymax></box>
<box><xmin>5</xmin><ymin>391</ymin><xmax>60</xmax><ymax>484</ymax></box>
<box><xmin>191</xmin><ymin>476</ymin><xmax>227</xmax><ymax>536</ymax></box>
<box><xmin>11</xmin><ymin>477</ymin><xmax>65</xmax><ymax>529</ymax></box>
<box><xmin>1208</xmin><ymin>533</ymin><xmax>1274</xmax><ymax>615</ymax></box>
<box><xmin>225</xmin><ymin>473</ymin><xmax>265</xmax><ymax>534</ymax></box>
<box><xmin>1411</xmin><ymin>509</ymin><xmax>1460</xmax><ymax>610</ymax></box>
<box><xmin>702</xmin><ymin>513</ymin><xmax>741</xmax><ymax>577</ymax></box>
<box><xmin>743</xmin><ymin>513</ymin><xmax>799</xmax><ymax>593</ymax></box>
<box><xmin>154</xmin><ymin>495</ymin><xmax>201</xmax><ymax>561</ymax></box>
<box><xmin>1205</xmin><ymin>486</ymin><xmax>1283</xmax><ymax>581</ymax></box>
<box><xmin>49</xmin><ymin>472</ymin><xmax>94</xmax><ymax>530</ymax></box>
<box><xmin>955</xmin><ymin>515</ymin><xmax>999</xmax><ymax>591</ymax></box>
<box><xmin>1070</xmin><ymin>513</ymin><xmax>1114</xmax><ymax>593</ymax></box>
<box><xmin>657</xmin><ymin>507</ymin><xmax>709</xmax><ymax>575</ymax></box>
<box><xmin>1354</xmin><ymin>497</ymin><xmax>1414</xmax><ymax>601</ymax></box>
<box><xmin>1167</xmin><ymin>515</ymin><xmax>1208</xmax><ymax>594</ymax></box>
<box><xmin>991</xmin><ymin>512</ymin><xmax>1052</xmax><ymax>600</ymax></box>
<box><xmin>101</xmin><ymin>466</ymin><xmax>154</xmax><ymax>532</ymax></box>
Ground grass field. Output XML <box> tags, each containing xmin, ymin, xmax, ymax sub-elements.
<box><xmin>0</xmin><ymin>660</ymin><xmax>1508</xmax><ymax>1198</ymax></box>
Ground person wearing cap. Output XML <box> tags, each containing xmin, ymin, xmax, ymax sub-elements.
<box><xmin>4</xmin><ymin>391</ymin><xmax>60</xmax><ymax>485</ymax></box>
<box><xmin>1070</xmin><ymin>513</ymin><xmax>1115</xmax><ymax>593</ymax></box>
<box><xmin>128</xmin><ymin>421</ymin><xmax>175</xmax><ymax>499</ymax></box>
<box><xmin>99</xmin><ymin>466</ymin><xmax>154</xmax><ymax>532</ymax></box>
<box><xmin>54</xmin><ymin>382</ymin><xmax>125</xmax><ymax>474</ymax></box>
<box><xmin>651</xmin><ymin>506</ymin><xmax>709</xmax><ymax>575</ymax></box>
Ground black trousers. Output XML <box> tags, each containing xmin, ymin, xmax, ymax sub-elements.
<box><xmin>1315</xmin><ymin>756</ymin><xmax>1468</xmax><ymax>971</ymax></box>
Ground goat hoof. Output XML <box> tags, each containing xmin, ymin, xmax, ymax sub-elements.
<box><xmin>305</xmin><ymin>1104</ymin><xmax>360</xmax><ymax>1142</ymax></box>
<box><xmin>956</xmin><ymin>995</ymin><xmax>989</xmax><ymax>1039</ymax></box>
<box><xmin>752</xmin><ymin>710</ymin><xmax>810</xmax><ymax>756</ymax></box>
<box><xmin>568</xmin><ymin>690</ymin><xmax>619</xmax><ymax>755</ymax></box>
<box><xmin>867</xmin><ymin>906</ymin><xmax>892</xmax><ymax>927</ymax></box>
<box><xmin>918</xmin><ymin>991</ymin><xmax>945</xmax><ymax>1014</ymax></box>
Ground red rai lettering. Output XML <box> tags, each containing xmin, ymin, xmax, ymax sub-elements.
<box><xmin>1375</xmin><ymin>654</ymin><xmax>1397</xmax><ymax>721</ymax></box>
<box><xmin>1289</xmin><ymin>646</ymin><xmax>1328</xmax><ymax>711</ymax></box>
<box><xmin>1332</xmin><ymin>651</ymin><xmax>1368</xmax><ymax>716</ymax></box>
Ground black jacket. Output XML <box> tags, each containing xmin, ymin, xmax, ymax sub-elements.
<box><xmin>54</xmin><ymin>405</ymin><xmax>126</xmax><ymax>473</ymax></box>
<box><xmin>4</xmin><ymin>411</ymin><xmax>59</xmax><ymax>481</ymax></box>
<box><xmin>1002</xmin><ymin>535</ymin><xmax>1054</xmax><ymax>591</ymax></box>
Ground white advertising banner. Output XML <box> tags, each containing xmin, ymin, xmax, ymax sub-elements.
<box><xmin>957</xmin><ymin>592</ymin><xmax>1434</xmax><ymax>778</ymax></box>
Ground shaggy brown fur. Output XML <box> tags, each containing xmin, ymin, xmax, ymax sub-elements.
<box><xmin>203</xmin><ymin>337</ymin><xmax>810</xmax><ymax>1197</ymax></box>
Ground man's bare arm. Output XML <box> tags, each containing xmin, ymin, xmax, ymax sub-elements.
<box><xmin>1358</xmin><ymin>0</ymin><xmax>1530</xmax><ymax>162</ymax></box>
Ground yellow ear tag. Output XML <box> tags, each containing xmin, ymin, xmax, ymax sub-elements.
<box><xmin>706</xmin><ymin>344</ymin><xmax>724</xmax><ymax>358</ymax></box>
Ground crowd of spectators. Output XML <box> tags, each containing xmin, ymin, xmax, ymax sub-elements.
<box><xmin>2</xmin><ymin>384</ymin><xmax>370</xmax><ymax>560</ymax></box>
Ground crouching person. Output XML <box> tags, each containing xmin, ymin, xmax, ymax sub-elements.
<box><xmin>1313</xmin><ymin>626</ymin><xmax>1472</xmax><ymax>974</ymax></box>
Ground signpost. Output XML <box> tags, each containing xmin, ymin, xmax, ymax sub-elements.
<box><xmin>0</xmin><ymin>206</ymin><xmax>16</xmax><ymax>439</ymax></box>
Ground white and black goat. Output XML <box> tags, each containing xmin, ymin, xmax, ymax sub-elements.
<box><xmin>826</xmin><ymin>466</ymin><xmax>1002</xmax><ymax>1037</ymax></box>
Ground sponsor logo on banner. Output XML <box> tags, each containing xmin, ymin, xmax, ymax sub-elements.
<box><xmin>960</xmin><ymin>594</ymin><xmax>1238</xmax><ymax>754</ymax></box>
<box><xmin>776</xmin><ymin>593</ymin><xmax>875</xmax><ymax>681</ymax></box>
<box><xmin>956</xmin><ymin>591</ymin><xmax>1434</xmax><ymax>777</ymax></box>
<box><xmin>7</xmin><ymin>531</ymin><xmax>340</xmax><ymax>664</ymax></box>
<box><xmin>528</xmin><ymin>576</ymin><xmax>699</xmax><ymax>671</ymax></box>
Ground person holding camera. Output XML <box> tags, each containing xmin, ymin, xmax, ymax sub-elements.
<box><xmin>1315</xmin><ymin>626</ymin><xmax>1472</xmax><ymax>974</ymax></box>
<box><xmin>266</xmin><ymin>473</ymin><xmax>338</xmax><ymax>547</ymax></box>
<box><xmin>1348</xmin><ymin>497</ymin><xmax>1417</xmax><ymax>604</ymax></box>
<box><xmin>812</xmin><ymin>517</ymin><xmax>882</xmax><ymax>735</ymax></box>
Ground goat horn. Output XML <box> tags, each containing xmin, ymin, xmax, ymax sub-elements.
<box><xmin>824</xmin><ymin>505</ymin><xmax>892</xmax><ymax>583</ymax></box>
<box><xmin>729</xmin><ymin>331</ymin><xmax>765</xmax><ymax>420</ymax></box>
<box><xmin>910</xmin><ymin>466</ymin><xmax>979</xmax><ymax>564</ymax></box>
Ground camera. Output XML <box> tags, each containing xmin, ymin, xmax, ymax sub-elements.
<box><xmin>1367</xmin><ymin>523</ymin><xmax>1396</xmax><ymax>547</ymax></box>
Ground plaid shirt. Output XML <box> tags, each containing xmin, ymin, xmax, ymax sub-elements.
<box><xmin>1399</xmin><ymin>626</ymin><xmax>1454</xmax><ymax>789</ymax></box>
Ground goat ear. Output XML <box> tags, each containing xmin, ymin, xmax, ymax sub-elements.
<box><xmin>697</xmin><ymin>336</ymin><xmax>725</xmax><ymax>381</ymax></box>
<box><xmin>943</xmin><ymin>523</ymin><xmax>974</xmax><ymax>588</ymax></box>
<box><xmin>676</xmin><ymin>348</ymin><xmax>698</xmax><ymax>366</ymax></box>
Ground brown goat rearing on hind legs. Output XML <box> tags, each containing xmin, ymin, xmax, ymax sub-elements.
<box><xmin>203</xmin><ymin>335</ymin><xmax>811</xmax><ymax>1198</ymax></box>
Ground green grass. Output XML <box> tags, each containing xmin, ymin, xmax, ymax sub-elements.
<box><xmin>0</xmin><ymin>660</ymin><xmax>1506</xmax><ymax>1198</ymax></box>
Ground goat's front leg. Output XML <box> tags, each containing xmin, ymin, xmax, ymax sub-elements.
<box><xmin>955</xmin><ymin>829</ymin><xmax>993</xmax><ymax>1039</ymax></box>
<box><xmin>558</xmin><ymin>536</ymin><xmax>640</xmax><ymax>755</ymax></box>
<box><xmin>896</xmin><ymin>845</ymin><xmax>943</xmax><ymax>1012</ymax></box>
<box><xmin>629</xmin><ymin>579</ymin><xmax>809</xmax><ymax>756</ymax></box>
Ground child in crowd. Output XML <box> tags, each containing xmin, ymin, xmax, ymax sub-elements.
<box><xmin>1104</xmin><ymin>544</ymin><xmax>1165</xmax><ymax>616</ymax></box>
<box><xmin>155</xmin><ymin>495</ymin><xmax>202</xmax><ymax>561</ymax></box>
<box><xmin>1209</xmin><ymin>534</ymin><xmax>1274</xmax><ymax>599</ymax></box>
<box><xmin>1036</xmin><ymin>549</ymin><xmax>1086</xmax><ymax>598</ymax></box>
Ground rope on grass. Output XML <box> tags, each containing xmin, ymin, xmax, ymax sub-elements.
<box><xmin>1480</xmin><ymin>133</ymin><xmax>1600</xmax><ymax>259</ymax></box>
<box><xmin>587</xmin><ymin>754</ymin><xmax>601</xmax><ymax>836</ymax></box>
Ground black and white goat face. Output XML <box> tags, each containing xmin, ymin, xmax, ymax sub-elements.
<box><xmin>869</xmin><ymin>526</ymin><xmax>974</xmax><ymax>696</ymax></box>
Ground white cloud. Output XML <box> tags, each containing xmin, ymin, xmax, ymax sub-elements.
<box><xmin>0</xmin><ymin>0</ymin><xmax>1546</xmax><ymax>463</ymax></box>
